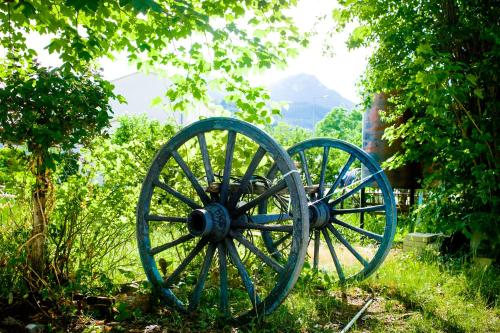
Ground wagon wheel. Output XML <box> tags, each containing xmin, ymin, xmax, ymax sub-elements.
<box><xmin>136</xmin><ymin>117</ymin><xmax>309</xmax><ymax>321</ymax></box>
<box><xmin>262</xmin><ymin>138</ymin><xmax>396</xmax><ymax>283</ymax></box>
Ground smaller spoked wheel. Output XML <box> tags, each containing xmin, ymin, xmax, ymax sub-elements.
<box><xmin>136</xmin><ymin>117</ymin><xmax>309</xmax><ymax>321</ymax></box>
<box><xmin>262</xmin><ymin>138</ymin><xmax>396</xmax><ymax>284</ymax></box>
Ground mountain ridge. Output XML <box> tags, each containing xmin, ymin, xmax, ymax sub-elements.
<box><xmin>269</xmin><ymin>73</ymin><xmax>355</xmax><ymax>129</ymax></box>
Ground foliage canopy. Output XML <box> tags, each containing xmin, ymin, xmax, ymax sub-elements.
<box><xmin>0</xmin><ymin>65</ymin><xmax>115</xmax><ymax>163</ymax></box>
<box><xmin>0</xmin><ymin>0</ymin><xmax>305</xmax><ymax>123</ymax></box>
<box><xmin>334</xmin><ymin>0</ymin><xmax>499</xmax><ymax>256</ymax></box>
<box><xmin>315</xmin><ymin>107</ymin><xmax>362</xmax><ymax>147</ymax></box>
<box><xmin>0</xmin><ymin>64</ymin><xmax>117</xmax><ymax>280</ymax></box>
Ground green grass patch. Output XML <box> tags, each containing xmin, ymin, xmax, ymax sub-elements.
<box><xmin>356</xmin><ymin>251</ymin><xmax>500</xmax><ymax>333</ymax></box>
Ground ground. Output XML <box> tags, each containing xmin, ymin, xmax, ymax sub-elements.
<box><xmin>1</xmin><ymin>247</ymin><xmax>499</xmax><ymax>332</ymax></box>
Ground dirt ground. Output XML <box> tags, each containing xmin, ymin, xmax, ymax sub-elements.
<box><xmin>0</xmin><ymin>246</ymin><xmax>409</xmax><ymax>333</ymax></box>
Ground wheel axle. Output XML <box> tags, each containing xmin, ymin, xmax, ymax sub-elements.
<box><xmin>188</xmin><ymin>203</ymin><xmax>231</xmax><ymax>241</ymax></box>
<box><xmin>308</xmin><ymin>201</ymin><xmax>331</xmax><ymax>229</ymax></box>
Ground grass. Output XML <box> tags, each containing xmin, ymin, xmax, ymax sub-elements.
<box><xmin>233</xmin><ymin>249</ymin><xmax>499</xmax><ymax>333</ymax></box>
<box><xmin>38</xmin><ymin>249</ymin><xmax>496</xmax><ymax>333</ymax></box>
<box><xmin>355</xmin><ymin>251</ymin><xmax>500</xmax><ymax>333</ymax></box>
<box><xmin>1</xmin><ymin>237</ymin><xmax>499</xmax><ymax>332</ymax></box>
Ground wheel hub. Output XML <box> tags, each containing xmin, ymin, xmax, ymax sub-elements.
<box><xmin>188</xmin><ymin>203</ymin><xmax>231</xmax><ymax>241</ymax></box>
<box><xmin>308</xmin><ymin>201</ymin><xmax>330</xmax><ymax>229</ymax></box>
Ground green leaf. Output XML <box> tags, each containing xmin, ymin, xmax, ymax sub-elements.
<box><xmin>119</xmin><ymin>0</ymin><xmax>133</xmax><ymax>6</ymax></box>
<box><xmin>132</xmin><ymin>0</ymin><xmax>161</xmax><ymax>13</ymax></box>
<box><xmin>233</xmin><ymin>5</ymin><xmax>244</xmax><ymax>16</ymax></box>
<box><xmin>116</xmin><ymin>95</ymin><xmax>127</xmax><ymax>104</ymax></box>
<box><xmin>347</xmin><ymin>25</ymin><xmax>370</xmax><ymax>48</ymax></box>
<box><xmin>20</xmin><ymin>1</ymin><xmax>37</xmax><ymax>17</ymax></box>
<box><xmin>473</xmin><ymin>88</ymin><xmax>484</xmax><ymax>99</ymax></box>
<box><xmin>466</xmin><ymin>74</ymin><xmax>478</xmax><ymax>85</ymax></box>
<box><xmin>416</xmin><ymin>43</ymin><xmax>433</xmax><ymax>55</ymax></box>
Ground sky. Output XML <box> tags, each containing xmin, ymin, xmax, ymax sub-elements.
<box><xmin>24</xmin><ymin>0</ymin><xmax>371</xmax><ymax>104</ymax></box>
<box><xmin>250</xmin><ymin>1</ymin><xmax>372</xmax><ymax>104</ymax></box>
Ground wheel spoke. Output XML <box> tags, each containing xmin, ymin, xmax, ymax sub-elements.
<box><xmin>273</xmin><ymin>233</ymin><xmax>292</xmax><ymax>248</ymax></box>
<box><xmin>248</xmin><ymin>213</ymin><xmax>292</xmax><ymax>224</ymax></box>
<box><xmin>197</xmin><ymin>133</ymin><xmax>215</xmax><ymax>184</ymax></box>
<box><xmin>324</xmin><ymin>154</ymin><xmax>356</xmax><ymax>200</ymax></box>
<box><xmin>233</xmin><ymin>221</ymin><xmax>293</xmax><ymax>233</ymax></box>
<box><xmin>154</xmin><ymin>179</ymin><xmax>202</xmax><ymax>210</ymax></box>
<box><xmin>329</xmin><ymin>174</ymin><xmax>376</xmax><ymax>207</ymax></box>
<box><xmin>145</xmin><ymin>214</ymin><xmax>188</xmax><ymax>223</ymax></box>
<box><xmin>331</xmin><ymin>218</ymin><xmax>383</xmax><ymax>242</ymax></box>
<box><xmin>231</xmin><ymin>179</ymin><xmax>287</xmax><ymax>217</ymax></box>
<box><xmin>318</xmin><ymin>146</ymin><xmax>330</xmax><ymax>198</ymax></box>
<box><xmin>321</xmin><ymin>229</ymin><xmax>345</xmax><ymax>282</ymax></box>
<box><xmin>331</xmin><ymin>205</ymin><xmax>385</xmax><ymax>215</ymax></box>
<box><xmin>171</xmin><ymin>150</ymin><xmax>211</xmax><ymax>205</ymax></box>
<box><xmin>217</xmin><ymin>242</ymin><xmax>229</xmax><ymax>316</ymax></box>
<box><xmin>163</xmin><ymin>238</ymin><xmax>208</xmax><ymax>287</ymax></box>
<box><xmin>150</xmin><ymin>234</ymin><xmax>195</xmax><ymax>256</ymax></box>
<box><xmin>313</xmin><ymin>230</ymin><xmax>320</xmax><ymax>270</ymax></box>
<box><xmin>220</xmin><ymin>130</ymin><xmax>237</xmax><ymax>204</ymax></box>
<box><xmin>188</xmin><ymin>243</ymin><xmax>216</xmax><ymax>311</ymax></box>
<box><xmin>225</xmin><ymin>238</ymin><xmax>261</xmax><ymax>307</ymax></box>
<box><xmin>227</xmin><ymin>146</ymin><xmax>266</xmax><ymax>209</ymax></box>
<box><xmin>298</xmin><ymin>150</ymin><xmax>312</xmax><ymax>187</ymax></box>
<box><xmin>230</xmin><ymin>231</ymin><xmax>284</xmax><ymax>274</ymax></box>
<box><xmin>265</xmin><ymin>163</ymin><xmax>279</xmax><ymax>180</ymax></box>
<box><xmin>326</xmin><ymin>224</ymin><xmax>369</xmax><ymax>267</ymax></box>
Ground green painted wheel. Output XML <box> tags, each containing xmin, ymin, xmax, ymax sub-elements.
<box><xmin>262</xmin><ymin>138</ymin><xmax>397</xmax><ymax>283</ymax></box>
<box><xmin>136</xmin><ymin>117</ymin><xmax>309</xmax><ymax>320</ymax></box>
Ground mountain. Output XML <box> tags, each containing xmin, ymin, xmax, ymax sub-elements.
<box><xmin>109</xmin><ymin>72</ymin><xmax>354</xmax><ymax>130</ymax></box>
<box><xmin>269</xmin><ymin>74</ymin><xmax>355</xmax><ymax>129</ymax></box>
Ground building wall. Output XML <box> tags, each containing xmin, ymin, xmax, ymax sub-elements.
<box><xmin>110</xmin><ymin>72</ymin><xmax>214</xmax><ymax>127</ymax></box>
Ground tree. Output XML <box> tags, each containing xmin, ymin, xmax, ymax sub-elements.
<box><xmin>333</xmin><ymin>0</ymin><xmax>499</xmax><ymax>256</ymax></box>
<box><xmin>0</xmin><ymin>64</ymin><xmax>116</xmax><ymax>282</ymax></box>
<box><xmin>267</xmin><ymin>121</ymin><xmax>311</xmax><ymax>149</ymax></box>
<box><xmin>0</xmin><ymin>0</ymin><xmax>306</xmax><ymax>124</ymax></box>
<box><xmin>314</xmin><ymin>107</ymin><xmax>362</xmax><ymax>146</ymax></box>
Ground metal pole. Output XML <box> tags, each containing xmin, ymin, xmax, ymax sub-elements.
<box><xmin>360</xmin><ymin>187</ymin><xmax>366</xmax><ymax>229</ymax></box>
<box><xmin>339</xmin><ymin>297</ymin><xmax>374</xmax><ymax>333</ymax></box>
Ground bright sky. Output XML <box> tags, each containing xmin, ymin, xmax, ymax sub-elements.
<box><xmin>26</xmin><ymin>0</ymin><xmax>371</xmax><ymax>103</ymax></box>
<box><xmin>250</xmin><ymin>0</ymin><xmax>372</xmax><ymax>104</ymax></box>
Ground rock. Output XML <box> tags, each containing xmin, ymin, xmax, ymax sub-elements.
<box><xmin>119</xmin><ymin>282</ymin><xmax>140</xmax><ymax>294</ymax></box>
<box><xmin>85</xmin><ymin>296</ymin><xmax>114</xmax><ymax>306</ymax></box>
<box><xmin>115</xmin><ymin>293</ymin><xmax>152</xmax><ymax>314</ymax></box>
<box><xmin>143</xmin><ymin>325</ymin><xmax>162</xmax><ymax>333</ymax></box>
<box><xmin>25</xmin><ymin>323</ymin><xmax>45</xmax><ymax>333</ymax></box>
<box><xmin>107</xmin><ymin>322</ymin><xmax>121</xmax><ymax>326</ymax></box>
<box><xmin>403</xmin><ymin>232</ymin><xmax>442</xmax><ymax>253</ymax></box>
<box><xmin>84</xmin><ymin>296</ymin><xmax>115</xmax><ymax>319</ymax></box>
<box><xmin>104</xmin><ymin>323</ymin><xmax>125</xmax><ymax>332</ymax></box>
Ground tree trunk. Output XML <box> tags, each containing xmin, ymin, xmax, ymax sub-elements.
<box><xmin>28</xmin><ymin>151</ymin><xmax>51</xmax><ymax>284</ymax></box>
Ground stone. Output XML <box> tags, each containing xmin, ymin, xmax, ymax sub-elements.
<box><xmin>115</xmin><ymin>293</ymin><xmax>152</xmax><ymax>314</ymax></box>
<box><xmin>25</xmin><ymin>323</ymin><xmax>45</xmax><ymax>333</ymax></box>
<box><xmin>119</xmin><ymin>282</ymin><xmax>140</xmax><ymax>294</ymax></box>
<box><xmin>143</xmin><ymin>325</ymin><xmax>162</xmax><ymax>333</ymax></box>
<box><xmin>405</xmin><ymin>232</ymin><xmax>439</xmax><ymax>243</ymax></box>
<box><xmin>403</xmin><ymin>233</ymin><xmax>442</xmax><ymax>253</ymax></box>
<box><xmin>85</xmin><ymin>296</ymin><xmax>114</xmax><ymax>306</ymax></box>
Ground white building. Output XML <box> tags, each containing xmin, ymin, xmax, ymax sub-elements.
<box><xmin>110</xmin><ymin>72</ymin><xmax>217</xmax><ymax>127</ymax></box>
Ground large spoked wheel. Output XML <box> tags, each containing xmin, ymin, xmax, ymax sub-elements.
<box><xmin>136</xmin><ymin>117</ymin><xmax>309</xmax><ymax>321</ymax></box>
<box><xmin>262</xmin><ymin>138</ymin><xmax>396</xmax><ymax>284</ymax></box>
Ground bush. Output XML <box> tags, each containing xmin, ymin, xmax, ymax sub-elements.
<box><xmin>0</xmin><ymin>116</ymin><xmax>178</xmax><ymax>298</ymax></box>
